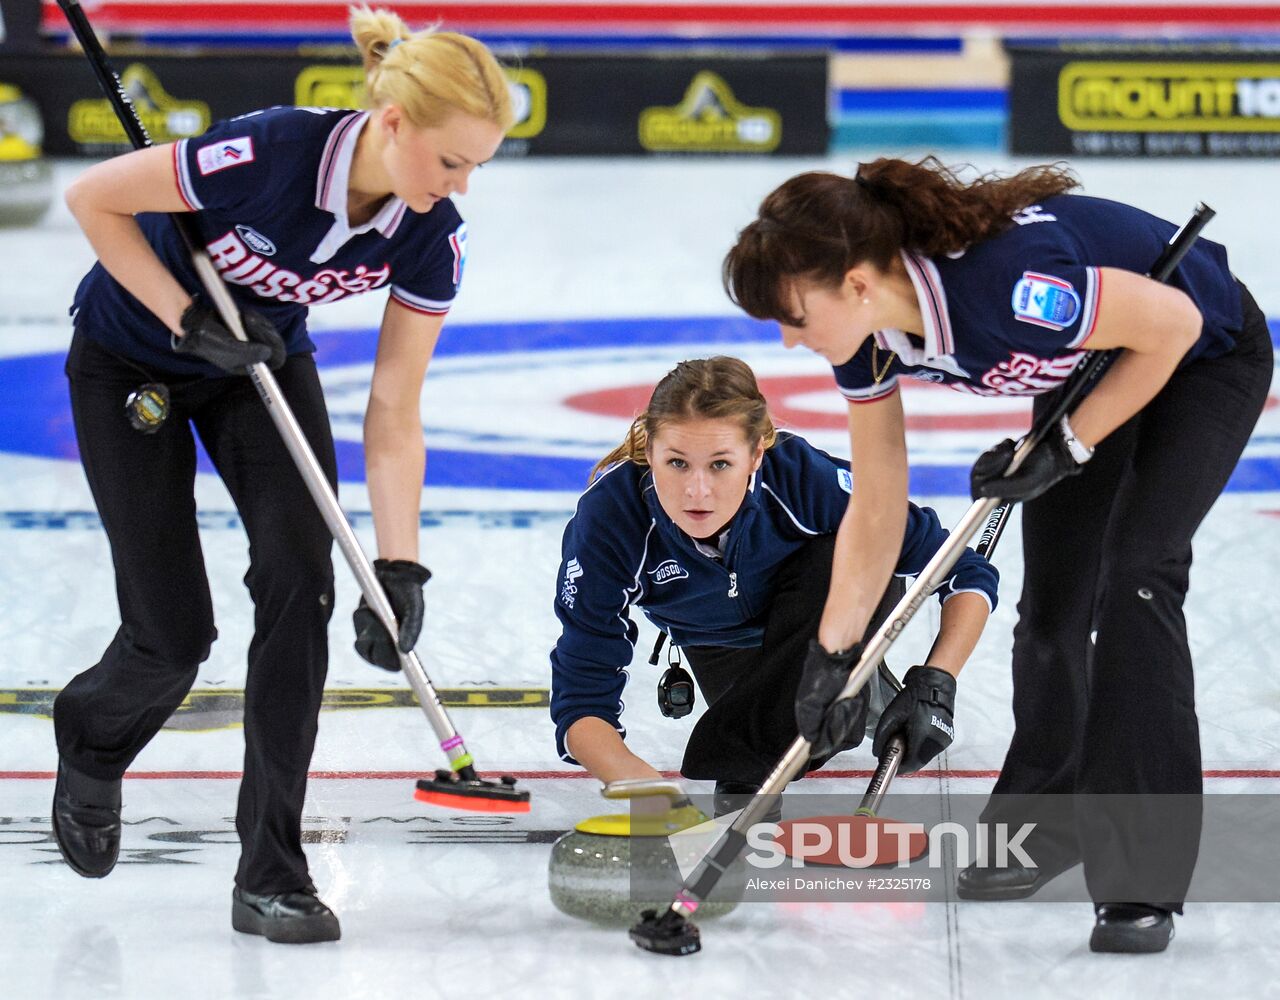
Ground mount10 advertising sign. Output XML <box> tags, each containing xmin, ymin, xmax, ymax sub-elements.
<box><xmin>0</xmin><ymin>51</ymin><xmax>827</xmax><ymax>157</ymax></box>
<box><xmin>1009</xmin><ymin>47</ymin><xmax>1280</xmax><ymax>157</ymax></box>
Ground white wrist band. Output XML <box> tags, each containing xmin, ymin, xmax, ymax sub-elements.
<box><xmin>1058</xmin><ymin>416</ymin><xmax>1094</xmax><ymax>464</ymax></box>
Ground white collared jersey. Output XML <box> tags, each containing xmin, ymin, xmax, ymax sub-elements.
<box><xmin>71</xmin><ymin>107</ymin><xmax>467</xmax><ymax>376</ymax></box>
<box><xmin>833</xmin><ymin>194</ymin><xmax>1242</xmax><ymax>402</ymax></box>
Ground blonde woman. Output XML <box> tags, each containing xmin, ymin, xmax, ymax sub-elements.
<box><xmin>52</xmin><ymin>7</ymin><xmax>512</xmax><ymax>943</ymax></box>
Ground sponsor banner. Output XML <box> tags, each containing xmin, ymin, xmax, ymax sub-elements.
<box><xmin>1</xmin><ymin>0</ymin><xmax>42</xmax><ymax>53</ymax></box>
<box><xmin>1</xmin><ymin>53</ymin><xmax>241</xmax><ymax>154</ymax></box>
<box><xmin>1009</xmin><ymin>47</ymin><xmax>1280</xmax><ymax>157</ymax></box>
<box><xmin>2</xmin><ymin>687</ymin><xmax>550</xmax><ymax>731</ymax></box>
<box><xmin>0</xmin><ymin>51</ymin><xmax>825</xmax><ymax>157</ymax></box>
<box><xmin>632</xmin><ymin>793</ymin><xmax>1280</xmax><ymax>904</ymax></box>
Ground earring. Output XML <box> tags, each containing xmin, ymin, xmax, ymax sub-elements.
<box><xmin>861</xmin><ymin>297</ymin><xmax>871</xmax><ymax>306</ymax></box>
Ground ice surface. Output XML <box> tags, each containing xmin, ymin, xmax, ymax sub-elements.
<box><xmin>0</xmin><ymin>150</ymin><xmax>1277</xmax><ymax>999</ymax></box>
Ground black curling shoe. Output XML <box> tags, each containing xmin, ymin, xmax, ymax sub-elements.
<box><xmin>1089</xmin><ymin>903</ymin><xmax>1175</xmax><ymax>954</ymax></box>
<box><xmin>232</xmin><ymin>887</ymin><xmax>341</xmax><ymax>944</ymax></box>
<box><xmin>956</xmin><ymin>859</ymin><xmax>1075</xmax><ymax>900</ymax></box>
<box><xmin>51</xmin><ymin>760</ymin><xmax>121</xmax><ymax>878</ymax></box>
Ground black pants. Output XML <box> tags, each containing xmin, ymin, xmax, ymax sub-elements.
<box><xmin>984</xmin><ymin>283</ymin><xmax>1273</xmax><ymax>908</ymax></box>
<box><xmin>54</xmin><ymin>332</ymin><xmax>337</xmax><ymax>894</ymax></box>
<box><xmin>680</xmin><ymin>535</ymin><xmax>905</xmax><ymax>786</ymax></box>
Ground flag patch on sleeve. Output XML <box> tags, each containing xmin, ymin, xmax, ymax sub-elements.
<box><xmin>196</xmin><ymin>137</ymin><xmax>255</xmax><ymax>176</ymax></box>
<box><xmin>1011</xmin><ymin>271</ymin><xmax>1080</xmax><ymax>330</ymax></box>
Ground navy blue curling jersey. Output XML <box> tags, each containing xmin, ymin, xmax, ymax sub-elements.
<box><xmin>71</xmin><ymin>107</ymin><xmax>467</xmax><ymax>376</ymax></box>
<box><xmin>548</xmin><ymin>432</ymin><xmax>1000</xmax><ymax>762</ymax></box>
<box><xmin>833</xmin><ymin>195</ymin><xmax>1243</xmax><ymax>403</ymax></box>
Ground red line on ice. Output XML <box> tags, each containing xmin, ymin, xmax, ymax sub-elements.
<box><xmin>40</xmin><ymin>3</ymin><xmax>1280</xmax><ymax>31</ymax></box>
<box><xmin>6</xmin><ymin>768</ymin><xmax>1280</xmax><ymax>780</ymax></box>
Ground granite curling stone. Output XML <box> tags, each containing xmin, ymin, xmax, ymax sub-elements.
<box><xmin>548</xmin><ymin>807</ymin><xmax>742</xmax><ymax>926</ymax></box>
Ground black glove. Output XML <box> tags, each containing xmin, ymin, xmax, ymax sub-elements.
<box><xmin>795</xmin><ymin>639</ymin><xmax>869</xmax><ymax>759</ymax></box>
<box><xmin>872</xmin><ymin>665</ymin><xmax>957</xmax><ymax>774</ymax></box>
<box><xmin>173</xmin><ymin>298</ymin><xmax>286</xmax><ymax>373</ymax></box>
<box><xmin>969</xmin><ymin>419</ymin><xmax>1088</xmax><ymax>503</ymax></box>
<box><xmin>352</xmin><ymin>559</ymin><xmax>432</xmax><ymax>671</ymax></box>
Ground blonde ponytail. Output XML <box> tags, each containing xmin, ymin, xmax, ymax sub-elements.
<box><xmin>349</xmin><ymin>5</ymin><xmax>514</xmax><ymax>131</ymax></box>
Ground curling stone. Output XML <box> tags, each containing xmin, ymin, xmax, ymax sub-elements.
<box><xmin>0</xmin><ymin>85</ymin><xmax>54</xmax><ymax>227</ymax></box>
<box><xmin>548</xmin><ymin>781</ymin><xmax>742</xmax><ymax>926</ymax></box>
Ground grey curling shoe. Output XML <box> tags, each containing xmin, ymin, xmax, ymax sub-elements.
<box><xmin>1089</xmin><ymin>903</ymin><xmax>1175</xmax><ymax>954</ymax></box>
<box><xmin>232</xmin><ymin>887</ymin><xmax>341</xmax><ymax>944</ymax></box>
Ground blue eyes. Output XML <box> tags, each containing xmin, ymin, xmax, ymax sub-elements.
<box><xmin>666</xmin><ymin>459</ymin><xmax>730</xmax><ymax>471</ymax></box>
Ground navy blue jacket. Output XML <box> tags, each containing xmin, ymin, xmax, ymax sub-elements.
<box><xmin>833</xmin><ymin>194</ymin><xmax>1241</xmax><ymax>404</ymax></box>
<box><xmin>549</xmin><ymin>432</ymin><xmax>999</xmax><ymax>762</ymax></box>
<box><xmin>72</xmin><ymin>107</ymin><xmax>466</xmax><ymax>377</ymax></box>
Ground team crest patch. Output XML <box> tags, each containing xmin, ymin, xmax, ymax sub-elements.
<box><xmin>1011</xmin><ymin>271</ymin><xmax>1080</xmax><ymax>330</ymax></box>
<box><xmin>836</xmin><ymin>468</ymin><xmax>853</xmax><ymax>494</ymax></box>
<box><xmin>197</xmin><ymin>137</ymin><xmax>255</xmax><ymax>175</ymax></box>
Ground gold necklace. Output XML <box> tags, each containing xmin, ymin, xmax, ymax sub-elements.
<box><xmin>871</xmin><ymin>342</ymin><xmax>897</xmax><ymax>385</ymax></box>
